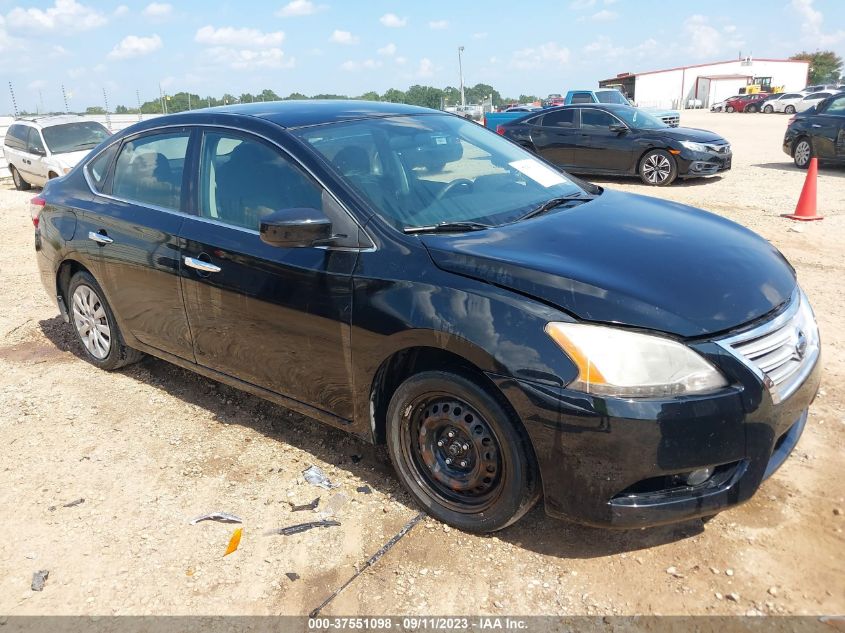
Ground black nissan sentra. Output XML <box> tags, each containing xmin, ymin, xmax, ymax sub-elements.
<box><xmin>32</xmin><ymin>101</ymin><xmax>820</xmax><ymax>532</ymax></box>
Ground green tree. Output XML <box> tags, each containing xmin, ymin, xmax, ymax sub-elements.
<box><xmin>115</xmin><ymin>105</ymin><xmax>130</xmax><ymax>114</ymax></box>
<box><xmin>85</xmin><ymin>106</ymin><xmax>106</xmax><ymax>114</ymax></box>
<box><xmin>518</xmin><ymin>94</ymin><xmax>539</xmax><ymax>104</ymax></box>
<box><xmin>284</xmin><ymin>92</ymin><xmax>309</xmax><ymax>100</ymax></box>
<box><xmin>791</xmin><ymin>50</ymin><xmax>843</xmax><ymax>84</ymax></box>
<box><xmin>404</xmin><ymin>84</ymin><xmax>443</xmax><ymax>109</ymax></box>
<box><xmin>357</xmin><ymin>91</ymin><xmax>380</xmax><ymax>101</ymax></box>
<box><xmin>382</xmin><ymin>88</ymin><xmax>405</xmax><ymax>103</ymax></box>
<box><xmin>260</xmin><ymin>89</ymin><xmax>280</xmax><ymax>102</ymax></box>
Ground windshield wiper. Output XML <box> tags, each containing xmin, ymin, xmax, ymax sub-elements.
<box><xmin>403</xmin><ymin>221</ymin><xmax>491</xmax><ymax>235</ymax></box>
<box><xmin>516</xmin><ymin>193</ymin><xmax>594</xmax><ymax>222</ymax></box>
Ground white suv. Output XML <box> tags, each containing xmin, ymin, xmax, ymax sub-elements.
<box><xmin>3</xmin><ymin>115</ymin><xmax>110</xmax><ymax>190</ymax></box>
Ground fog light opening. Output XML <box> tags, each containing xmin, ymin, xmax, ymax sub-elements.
<box><xmin>685</xmin><ymin>467</ymin><xmax>714</xmax><ymax>486</ymax></box>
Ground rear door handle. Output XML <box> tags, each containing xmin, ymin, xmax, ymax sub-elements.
<box><xmin>88</xmin><ymin>231</ymin><xmax>113</xmax><ymax>244</ymax></box>
<box><xmin>811</xmin><ymin>124</ymin><xmax>822</xmax><ymax>128</ymax></box>
<box><xmin>184</xmin><ymin>256</ymin><xmax>221</xmax><ymax>274</ymax></box>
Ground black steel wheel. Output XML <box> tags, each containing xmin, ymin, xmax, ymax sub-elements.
<box><xmin>386</xmin><ymin>371</ymin><xmax>540</xmax><ymax>532</ymax></box>
<box><xmin>10</xmin><ymin>166</ymin><xmax>31</xmax><ymax>191</ymax></box>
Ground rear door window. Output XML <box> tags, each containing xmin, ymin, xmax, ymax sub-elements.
<box><xmin>541</xmin><ymin>109</ymin><xmax>576</xmax><ymax>128</ymax></box>
<box><xmin>86</xmin><ymin>144</ymin><xmax>119</xmax><ymax>193</ymax></box>
<box><xmin>112</xmin><ymin>131</ymin><xmax>191</xmax><ymax>211</ymax></box>
<box><xmin>4</xmin><ymin>124</ymin><xmax>28</xmax><ymax>151</ymax></box>
<box><xmin>580</xmin><ymin>109</ymin><xmax>617</xmax><ymax>129</ymax></box>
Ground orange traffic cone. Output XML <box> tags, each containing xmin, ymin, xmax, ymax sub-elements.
<box><xmin>783</xmin><ymin>157</ymin><xmax>823</xmax><ymax>221</ymax></box>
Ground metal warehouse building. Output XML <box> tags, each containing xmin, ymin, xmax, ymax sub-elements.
<box><xmin>599</xmin><ymin>57</ymin><xmax>810</xmax><ymax>110</ymax></box>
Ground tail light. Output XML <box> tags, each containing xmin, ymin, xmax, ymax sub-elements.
<box><xmin>30</xmin><ymin>195</ymin><xmax>45</xmax><ymax>229</ymax></box>
<box><xmin>495</xmin><ymin>124</ymin><xmax>505</xmax><ymax>135</ymax></box>
<box><xmin>787</xmin><ymin>115</ymin><xmax>797</xmax><ymax>124</ymax></box>
<box><xmin>482</xmin><ymin>115</ymin><xmax>487</xmax><ymax>128</ymax></box>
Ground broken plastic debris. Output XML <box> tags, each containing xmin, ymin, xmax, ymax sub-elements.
<box><xmin>320</xmin><ymin>493</ymin><xmax>348</xmax><ymax>518</ymax></box>
<box><xmin>224</xmin><ymin>528</ymin><xmax>242</xmax><ymax>556</ymax></box>
<box><xmin>286</xmin><ymin>572</ymin><xmax>300</xmax><ymax>581</ymax></box>
<box><xmin>189</xmin><ymin>511</ymin><xmax>243</xmax><ymax>525</ymax></box>
<box><xmin>265</xmin><ymin>520</ymin><xmax>341</xmax><ymax>536</ymax></box>
<box><xmin>31</xmin><ymin>570</ymin><xmax>49</xmax><ymax>592</ymax></box>
<box><xmin>356</xmin><ymin>486</ymin><xmax>372</xmax><ymax>495</ymax></box>
<box><xmin>303</xmin><ymin>465</ymin><xmax>339</xmax><ymax>490</ymax></box>
<box><xmin>63</xmin><ymin>498</ymin><xmax>85</xmax><ymax>508</ymax></box>
<box><xmin>288</xmin><ymin>497</ymin><xmax>320</xmax><ymax>512</ymax></box>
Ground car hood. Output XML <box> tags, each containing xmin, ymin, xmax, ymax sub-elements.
<box><xmin>421</xmin><ymin>190</ymin><xmax>796</xmax><ymax>338</ymax></box>
<box><xmin>50</xmin><ymin>149</ymin><xmax>92</xmax><ymax>167</ymax></box>
<box><xmin>653</xmin><ymin>127</ymin><xmax>726</xmax><ymax>143</ymax></box>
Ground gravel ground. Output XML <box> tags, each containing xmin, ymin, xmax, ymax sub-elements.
<box><xmin>0</xmin><ymin>109</ymin><xmax>843</xmax><ymax>617</ymax></box>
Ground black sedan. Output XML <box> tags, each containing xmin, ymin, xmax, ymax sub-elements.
<box><xmin>32</xmin><ymin>101</ymin><xmax>819</xmax><ymax>532</ymax></box>
<box><xmin>500</xmin><ymin>103</ymin><xmax>731</xmax><ymax>186</ymax></box>
<box><xmin>783</xmin><ymin>91</ymin><xmax>845</xmax><ymax>168</ymax></box>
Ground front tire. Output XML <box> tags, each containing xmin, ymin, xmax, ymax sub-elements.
<box><xmin>639</xmin><ymin>149</ymin><xmax>678</xmax><ymax>186</ymax></box>
<box><xmin>793</xmin><ymin>138</ymin><xmax>812</xmax><ymax>169</ymax></box>
<box><xmin>785</xmin><ymin>105</ymin><xmax>796</xmax><ymax>114</ymax></box>
<box><xmin>386</xmin><ymin>371</ymin><xmax>540</xmax><ymax>533</ymax></box>
<box><xmin>726</xmin><ymin>105</ymin><xmax>735</xmax><ymax>113</ymax></box>
<box><xmin>10</xmin><ymin>166</ymin><xmax>31</xmax><ymax>191</ymax></box>
<box><xmin>67</xmin><ymin>271</ymin><xmax>143</xmax><ymax>370</ymax></box>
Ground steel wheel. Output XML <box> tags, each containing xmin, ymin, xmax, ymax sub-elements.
<box><xmin>642</xmin><ymin>153</ymin><xmax>673</xmax><ymax>184</ymax></box>
<box><xmin>794</xmin><ymin>139</ymin><xmax>812</xmax><ymax>168</ymax></box>
<box><xmin>400</xmin><ymin>394</ymin><xmax>503</xmax><ymax>513</ymax></box>
<box><xmin>71</xmin><ymin>284</ymin><xmax>111</xmax><ymax>360</ymax></box>
<box><xmin>764</xmin><ymin>105</ymin><xmax>773</xmax><ymax>113</ymax></box>
<box><xmin>11</xmin><ymin>166</ymin><xmax>31</xmax><ymax>191</ymax></box>
<box><xmin>785</xmin><ymin>105</ymin><xmax>796</xmax><ymax>114</ymax></box>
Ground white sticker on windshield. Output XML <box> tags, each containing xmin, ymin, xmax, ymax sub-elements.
<box><xmin>509</xmin><ymin>159</ymin><xmax>566</xmax><ymax>188</ymax></box>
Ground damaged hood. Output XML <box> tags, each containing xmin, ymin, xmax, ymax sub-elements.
<box><xmin>421</xmin><ymin>190</ymin><xmax>796</xmax><ymax>338</ymax></box>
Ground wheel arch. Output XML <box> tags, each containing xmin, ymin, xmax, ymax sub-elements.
<box><xmin>56</xmin><ymin>257</ymin><xmax>93</xmax><ymax>312</ymax></box>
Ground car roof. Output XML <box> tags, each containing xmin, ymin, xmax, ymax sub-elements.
<box><xmin>173</xmin><ymin>100</ymin><xmax>438</xmax><ymax>128</ymax></box>
<box><xmin>13</xmin><ymin>114</ymin><xmax>86</xmax><ymax>127</ymax></box>
<box><xmin>552</xmin><ymin>103</ymin><xmax>634</xmax><ymax>112</ymax></box>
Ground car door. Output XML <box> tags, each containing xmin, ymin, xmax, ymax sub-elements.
<box><xmin>25</xmin><ymin>128</ymin><xmax>50</xmax><ymax>186</ymax></box>
<box><xmin>8</xmin><ymin>125</ymin><xmax>41</xmax><ymax>184</ymax></box>
<box><xmin>810</xmin><ymin>94</ymin><xmax>845</xmax><ymax>160</ymax></box>
<box><xmin>527</xmin><ymin>109</ymin><xmax>580</xmax><ymax>168</ymax></box>
<box><xmin>578</xmin><ymin>108</ymin><xmax>633</xmax><ymax>173</ymax></box>
<box><xmin>178</xmin><ymin>128</ymin><xmax>361</xmax><ymax>421</ymax></box>
<box><xmin>89</xmin><ymin>127</ymin><xmax>196</xmax><ymax>360</ymax></box>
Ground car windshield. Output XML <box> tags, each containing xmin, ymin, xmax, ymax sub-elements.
<box><xmin>612</xmin><ymin>108</ymin><xmax>667</xmax><ymax>130</ymax></box>
<box><xmin>596</xmin><ymin>91</ymin><xmax>629</xmax><ymax>105</ymax></box>
<box><xmin>295</xmin><ymin>114</ymin><xmax>587</xmax><ymax>230</ymax></box>
<box><xmin>41</xmin><ymin>121</ymin><xmax>110</xmax><ymax>154</ymax></box>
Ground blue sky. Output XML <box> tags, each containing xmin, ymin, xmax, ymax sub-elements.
<box><xmin>2</xmin><ymin>0</ymin><xmax>844</xmax><ymax>112</ymax></box>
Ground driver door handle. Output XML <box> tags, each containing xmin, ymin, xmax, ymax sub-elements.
<box><xmin>88</xmin><ymin>231</ymin><xmax>113</xmax><ymax>244</ymax></box>
<box><xmin>184</xmin><ymin>256</ymin><xmax>221</xmax><ymax>274</ymax></box>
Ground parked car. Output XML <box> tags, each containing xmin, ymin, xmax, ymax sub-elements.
<box><xmin>504</xmin><ymin>105</ymin><xmax>542</xmax><ymax>113</ymax></box>
<box><xmin>3</xmin><ymin>115</ymin><xmax>110</xmax><ymax>190</ymax></box>
<box><xmin>801</xmin><ymin>84</ymin><xmax>840</xmax><ymax>94</ymax></box>
<box><xmin>32</xmin><ymin>101</ymin><xmax>820</xmax><ymax>532</ymax></box>
<box><xmin>784</xmin><ymin>91</ymin><xmax>845</xmax><ymax>168</ymax></box>
<box><xmin>710</xmin><ymin>95</ymin><xmax>741</xmax><ymax>112</ymax></box>
<box><xmin>758</xmin><ymin>93</ymin><xmax>786</xmax><ymax>113</ymax></box>
<box><xmin>795</xmin><ymin>91</ymin><xmax>834</xmax><ymax>113</ymax></box>
<box><xmin>564</xmin><ymin>89</ymin><xmax>680</xmax><ymax>126</ymax></box>
<box><xmin>767</xmin><ymin>92</ymin><xmax>805</xmax><ymax>114</ymax></box>
<box><xmin>724</xmin><ymin>93</ymin><xmax>770</xmax><ymax>113</ymax></box>
<box><xmin>500</xmin><ymin>104</ymin><xmax>731</xmax><ymax>186</ymax></box>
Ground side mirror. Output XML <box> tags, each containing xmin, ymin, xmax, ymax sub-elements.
<box><xmin>259</xmin><ymin>207</ymin><xmax>334</xmax><ymax>248</ymax></box>
<box><xmin>609</xmin><ymin>123</ymin><xmax>628</xmax><ymax>134</ymax></box>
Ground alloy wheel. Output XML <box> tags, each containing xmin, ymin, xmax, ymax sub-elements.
<box><xmin>71</xmin><ymin>284</ymin><xmax>111</xmax><ymax>359</ymax></box>
<box><xmin>400</xmin><ymin>395</ymin><xmax>503</xmax><ymax>513</ymax></box>
<box><xmin>794</xmin><ymin>140</ymin><xmax>811</xmax><ymax>167</ymax></box>
<box><xmin>642</xmin><ymin>153</ymin><xmax>672</xmax><ymax>184</ymax></box>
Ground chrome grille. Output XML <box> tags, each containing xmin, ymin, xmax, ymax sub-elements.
<box><xmin>706</xmin><ymin>143</ymin><xmax>731</xmax><ymax>154</ymax></box>
<box><xmin>661</xmin><ymin>114</ymin><xmax>680</xmax><ymax>127</ymax></box>
<box><xmin>717</xmin><ymin>290</ymin><xmax>820</xmax><ymax>404</ymax></box>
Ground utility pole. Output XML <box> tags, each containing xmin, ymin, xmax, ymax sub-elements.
<box><xmin>187</xmin><ymin>92</ymin><xmax>191</xmax><ymax>110</ymax></box>
<box><xmin>136</xmin><ymin>89</ymin><xmax>142</xmax><ymax>121</ymax></box>
<box><xmin>38</xmin><ymin>90</ymin><xmax>45</xmax><ymax>114</ymax></box>
<box><xmin>8</xmin><ymin>82</ymin><xmax>19</xmax><ymax>117</ymax></box>
<box><xmin>103</xmin><ymin>88</ymin><xmax>112</xmax><ymax>131</ymax></box>
<box><xmin>458</xmin><ymin>46</ymin><xmax>466</xmax><ymax>107</ymax></box>
<box><xmin>61</xmin><ymin>84</ymin><xmax>69</xmax><ymax>113</ymax></box>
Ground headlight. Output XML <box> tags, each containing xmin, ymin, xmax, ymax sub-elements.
<box><xmin>679</xmin><ymin>140</ymin><xmax>708</xmax><ymax>153</ymax></box>
<box><xmin>545</xmin><ymin>322</ymin><xmax>728</xmax><ymax>398</ymax></box>
<box><xmin>62</xmin><ymin>167</ymin><xmax>72</xmax><ymax>174</ymax></box>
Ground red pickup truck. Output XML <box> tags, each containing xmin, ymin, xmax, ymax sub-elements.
<box><xmin>724</xmin><ymin>93</ymin><xmax>770</xmax><ymax>113</ymax></box>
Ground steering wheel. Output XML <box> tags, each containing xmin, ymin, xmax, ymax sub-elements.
<box><xmin>435</xmin><ymin>178</ymin><xmax>473</xmax><ymax>203</ymax></box>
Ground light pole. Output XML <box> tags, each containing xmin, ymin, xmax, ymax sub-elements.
<box><xmin>458</xmin><ymin>46</ymin><xmax>466</xmax><ymax>107</ymax></box>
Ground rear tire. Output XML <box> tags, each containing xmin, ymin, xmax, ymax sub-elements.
<box><xmin>10</xmin><ymin>166</ymin><xmax>31</xmax><ymax>191</ymax></box>
<box><xmin>763</xmin><ymin>105</ymin><xmax>774</xmax><ymax>114</ymax></box>
<box><xmin>386</xmin><ymin>371</ymin><xmax>540</xmax><ymax>533</ymax></box>
<box><xmin>785</xmin><ymin>105</ymin><xmax>796</xmax><ymax>114</ymax></box>
<box><xmin>746</xmin><ymin>105</ymin><xmax>758</xmax><ymax>113</ymax></box>
<box><xmin>793</xmin><ymin>138</ymin><xmax>812</xmax><ymax>169</ymax></box>
<box><xmin>639</xmin><ymin>149</ymin><xmax>678</xmax><ymax>186</ymax></box>
<box><xmin>67</xmin><ymin>271</ymin><xmax>144</xmax><ymax>371</ymax></box>
<box><xmin>726</xmin><ymin>105</ymin><xmax>735</xmax><ymax>113</ymax></box>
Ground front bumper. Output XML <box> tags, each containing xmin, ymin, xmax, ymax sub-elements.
<box><xmin>679</xmin><ymin>151</ymin><xmax>732</xmax><ymax>177</ymax></box>
<box><xmin>490</xmin><ymin>337</ymin><xmax>821</xmax><ymax>528</ymax></box>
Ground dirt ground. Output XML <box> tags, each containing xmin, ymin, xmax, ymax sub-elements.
<box><xmin>0</xmin><ymin>109</ymin><xmax>843</xmax><ymax>618</ymax></box>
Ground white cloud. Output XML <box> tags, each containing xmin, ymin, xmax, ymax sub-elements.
<box><xmin>472</xmin><ymin>32</ymin><xmax>487</xmax><ymax>39</ymax></box>
<box><xmin>586</xmin><ymin>9</ymin><xmax>617</xmax><ymax>21</ymax></box>
<box><xmin>569</xmin><ymin>0</ymin><xmax>617</xmax><ymax>8</ymax></box>
<box><xmin>6</xmin><ymin>0</ymin><xmax>106</xmax><ymax>31</ymax></box>
<box><xmin>143</xmin><ymin>2</ymin><xmax>172</xmax><ymax>18</ymax></box>
<box><xmin>28</xmin><ymin>79</ymin><xmax>47</xmax><ymax>90</ymax></box>
<box><xmin>52</xmin><ymin>44</ymin><xmax>70</xmax><ymax>56</ymax></box>
<box><xmin>791</xmin><ymin>0</ymin><xmax>844</xmax><ymax>46</ymax></box>
<box><xmin>340</xmin><ymin>58</ymin><xmax>382</xmax><ymax>71</ymax></box>
<box><xmin>417</xmin><ymin>57</ymin><xmax>434</xmax><ymax>77</ymax></box>
<box><xmin>329</xmin><ymin>29</ymin><xmax>358</xmax><ymax>44</ymax></box>
<box><xmin>206</xmin><ymin>47</ymin><xmax>295</xmax><ymax>70</ymax></box>
<box><xmin>377</xmin><ymin>42</ymin><xmax>396</xmax><ymax>56</ymax></box>
<box><xmin>195</xmin><ymin>25</ymin><xmax>284</xmax><ymax>48</ymax></box>
<box><xmin>429</xmin><ymin>19</ymin><xmax>448</xmax><ymax>29</ymax></box>
<box><xmin>379</xmin><ymin>13</ymin><xmax>407</xmax><ymax>28</ymax></box>
<box><xmin>509</xmin><ymin>42</ymin><xmax>569</xmax><ymax>69</ymax></box>
<box><xmin>276</xmin><ymin>0</ymin><xmax>327</xmax><ymax>17</ymax></box>
<box><xmin>683</xmin><ymin>15</ymin><xmax>722</xmax><ymax>59</ymax></box>
<box><xmin>113</xmin><ymin>5</ymin><xmax>129</xmax><ymax>16</ymax></box>
<box><xmin>108</xmin><ymin>33</ymin><xmax>162</xmax><ymax>59</ymax></box>
<box><xmin>395</xmin><ymin>56</ymin><xmax>407</xmax><ymax>65</ymax></box>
